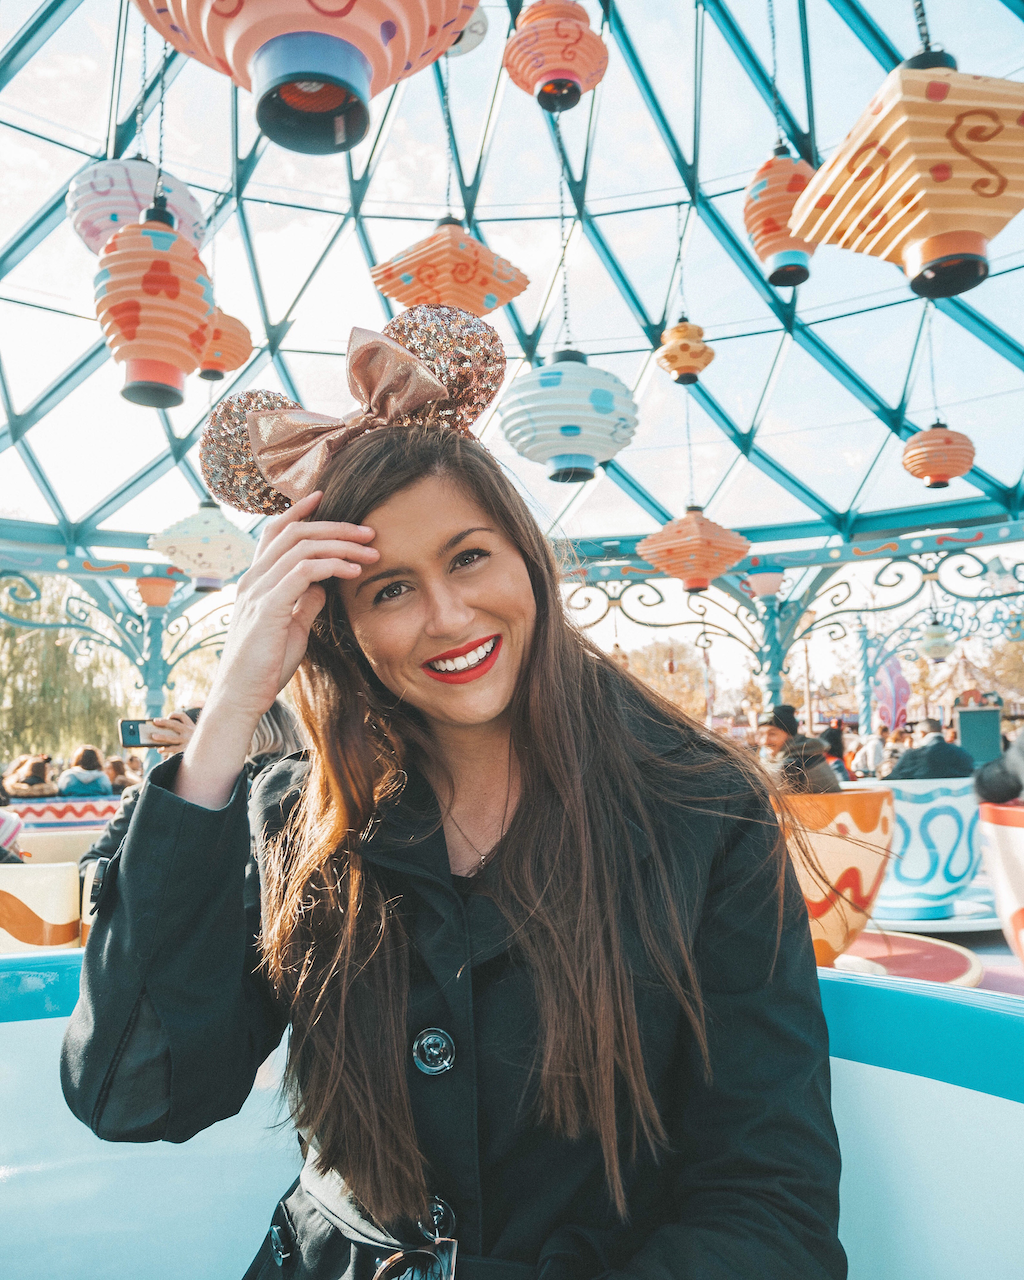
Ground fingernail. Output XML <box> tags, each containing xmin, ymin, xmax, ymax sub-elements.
<box><xmin>358</xmin><ymin>525</ymin><xmax>373</xmax><ymax>534</ymax></box>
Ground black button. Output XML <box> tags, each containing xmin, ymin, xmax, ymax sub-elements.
<box><xmin>412</xmin><ymin>1028</ymin><xmax>455</xmax><ymax>1075</ymax></box>
<box><xmin>421</xmin><ymin>1196</ymin><xmax>456</xmax><ymax>1240</ymax></box>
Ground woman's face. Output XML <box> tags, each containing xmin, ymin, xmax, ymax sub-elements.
<box><xmin>340</xmin><ymin>476</ymin><xmax>537</xmax><ymax>732</ymax></box>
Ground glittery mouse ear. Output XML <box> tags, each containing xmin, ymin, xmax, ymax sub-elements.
<box><xmin>200</xmin><ymin>389</ymin><xmax>299</xmax><ymax>514</ymax></box>
<box><xmin>382</xmin><ymin>304</ymin><xmax>505</xmax><ymax>434</ymax></box>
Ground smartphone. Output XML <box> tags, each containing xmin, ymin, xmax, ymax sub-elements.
<box><xmin>118</xmin><ymin>719</ymin><xmax>161</xmax><ymax>748</ymax></box>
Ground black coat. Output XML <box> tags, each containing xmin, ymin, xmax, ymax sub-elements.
<box><xmin>886</xmin><ymin>737</ymin><xmax>976</xmax><ymax>780</ymax></box>
<box><xmin>60</xmin><ymin>735</ymin><xmax>845</xmax><ymax>1280</ymax></box>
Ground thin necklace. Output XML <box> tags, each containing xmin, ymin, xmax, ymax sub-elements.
<box><xmin>447</xmin><ymin>750</ymin><xmax>513</xmax><ymax>874</ymax></box>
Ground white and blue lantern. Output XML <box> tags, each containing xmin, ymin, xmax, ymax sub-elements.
<box><xmin>496</xmin><ymin>351</ymin><xmax>639</xmax><ymax>483</ymax></box>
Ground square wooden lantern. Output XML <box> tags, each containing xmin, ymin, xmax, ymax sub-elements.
<box><xmin>789</xmin><ymin>57</ymin><xmax>1024</xmax><ymax>297</ymax></box>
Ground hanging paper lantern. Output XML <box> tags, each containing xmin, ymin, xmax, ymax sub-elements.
<box><xmin>94</xmin><ymin>199</ymin><xmax>214</xmax><ymax>408</ymax></box>
<box><xmin>656</xmin><ymin>317</ymin><xmax>714</xmax><ymax>385</ymax></box>
<box><xmin>917</xmin><ymin>619</ymin><xmax>956</xmax><ymax>663</ymax></box>
<box><xmin>789</xmin><ymin>52</ymin><xmax>1024</xmax><ymax>297</ymax></box>
<box><xmin>637</xmin><ymin>507</ymin><xmax>750</xmax><ymax>594</ymax></box>
<box><xmin>743</xmin><ymin>145</ymin><xmax>817</xmax><ymax>286</ymax></box>
<box><xmin>199</xmin><ymin>309</ymin><xmax>253</xmax><ymax>381</ymax></box>
<box><xmin>67</xmin><ymin>157</ymin><xmax>204</xmax><ymax>254</ymax></box>
<box><xmin>497</xmin><ymin>350</ymin><xmax>638</xmax><ymax>482</ymax></box>
<box><xmin>132</xmin><ymin>0</ymin><xmax>480</xmax><ymax>155</ymax></box>
<box><xmin>135</xmin><ymin>576</ymin><xmax>176</xmax><ymax>608</ymax></box>
<box><xmin>149</xmin><ymin>500</ymin><xmax>256</xmax><ymax>593</ymax></box>
<box><xmin>370</xmin><ymin>218</ymin><xmax>529</xmax><ymax>316</ymax></box>
<box><xmin>503</xmin><ymin>1</ymin><xmax>608</xmax><ymax>113</ymax></box>
<box><xmin>745</xmin><ymin>569</ymin><xmax>786</xmax><ymax>598</ymax></box>
<box><xmin>901</xmin><ymin>420</ymin><xmax>975</xmax><ymax>488</ymax></box>
<box><xmin>447</xmin><ymin>7</ymin><xmax>488</xmax><ymax>57</ymax></box>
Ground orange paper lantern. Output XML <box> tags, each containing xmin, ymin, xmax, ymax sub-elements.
<box><xmin>656</xmin><ymin>318</ymin><xmax>715</xmax><ymax>385</ymax></box>
<box><xmin>132</xmin><ymin>0</ymin><xmax>479</xmax><ymax>154</ymax></box>
<box><xmin>637</xmin><ymin>506</ymin><xmax>750</xmax><ymax>593</ymax></box>
<box><xmin>503</xmin><ymin>1</ymin><xmax>608</xmax><ymax>113</ymax></box>
<box><xmin>135</xmin><ymin>576</ymin><xmax>176</xmax><ymax>607</ymax></box>
<box><xmin>94</xmin><ymin>201</ymin><xmax>214</xmax><ymax>408</ymax></box>
<box><xmin>370</xmin><ymin>218</ymin><xmax>529</xmax><ymax>317</ymax></box>
<box><xmin>743</xmin><ymin>146</ymin><xmax>817</xmax><ymax>286</ymax></box>
<box><xmin>789</xmin><ymin>52</ymin><xmax>1024</xmax><ymax>297</ymax></box>
<box><xmin>902</xmin><ymin>420</ymin><xmax>975</xmax><ymax>488</ymax></box>
<box><xmin>199</xmin><ymin>309</ymin><xmax>253</xmax><ymax>381</ymax></box>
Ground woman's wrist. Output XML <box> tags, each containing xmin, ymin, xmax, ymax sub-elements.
<box><xmin>172</xmin><ymin>688</ymin><xmax>261</xmax><ymax>810</ymax></box>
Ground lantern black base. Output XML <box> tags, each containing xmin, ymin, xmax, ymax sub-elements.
<box><xmin>547</xmin><ymin>452</ymin><xmax>596</xmax><ymax>483</ymax></box>
<box><xmin>121</xmin><ymin>382</ymin><xmax>184</xmax><ymax>409</ymax></box>
<box><xmin>252</xmin><ymin>33</ymin><xmax>371</xmax><ymax>155</ymax></box>
<box><xmin>536</xmin><ymin>78</ymin><xmax>581</xmax><ymax>113</ymax></box>
<box><xmin>198</xmin><ymin>369</ymin><xmax>225</xmax><ymax>382</ymax></box>
<box><xmin>910</xmin><ymin>253</ymin><xmax>988</xmax><ymax>299</ymax></box>
<box><xmin>925</xmin><ymin>479</ymin><xmax>950</xmax><ymax>489</ymax></box>
<box><xmin>767</xmin><ymin>262</ymin><xmax>810</xmax><ymax>287</ymax></box>
<box><xmin>672</xmin><ymin>372</ymin><xmax>698</xmax><ymax>385</ymax></box>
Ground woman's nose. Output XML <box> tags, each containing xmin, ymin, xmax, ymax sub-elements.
<box><xmin>421</xmin><ymin>583</ymin><xmax>475</xmax><ymax>636</ymax></box>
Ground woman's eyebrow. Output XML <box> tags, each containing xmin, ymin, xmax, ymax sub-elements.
<box><xmin>355</xmin><ymin>529</ymin><xmax>495</xmax><ymax>595</ymax></box>
<box><xmin>439</xmin><ymin>526</ymin><xmax>495</xmax><ymax>555</ymax></box>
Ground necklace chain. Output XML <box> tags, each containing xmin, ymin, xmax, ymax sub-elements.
<box><xmin>446</xmin><ymin>751</ymin><xmax>513</xmax><ymax>874</ymax></box>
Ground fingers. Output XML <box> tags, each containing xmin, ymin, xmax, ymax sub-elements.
<box><xmin>292</xmin><ymin>583</ymin><xmax>327</xmax><ymax>635</ymax></box>
<box><xmin>255</xmin><ymin>492</ymin><xmax>375</xmax><ymax>566</ymax></box>
<box><xmin>253</xmin><ymin>538</ymin><xmax>378</xmax><ymax>599</ymax></box>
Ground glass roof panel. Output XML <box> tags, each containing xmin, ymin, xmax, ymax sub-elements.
<box><xmin>1</xmin><ymin>0</ymin><xmax>1023</xmax><ymax>563</ymax></box>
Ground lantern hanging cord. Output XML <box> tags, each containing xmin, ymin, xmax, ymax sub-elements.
<box><xmin>135</xmin><ymin>21</ymin><xmax>147</xmax><ymax>156</ymax></box>
<box><xmin>925</xmin><ymin>302</ymin><xmax>940</xmax><ymax>421</ymax></box>
<box><xmin>685</xmin><ymin>393</ymin><xmax>696</xmax><ymax>507</ymax></box>
<box><xmin>912</xmin><ymin>0</ymin><xmax>932</xmax><ymax>51</ymax></box>
<box><xmin>154</xmin><ymin>39</ymin><xmax>167</xmax><ymax>200</ymax></box>
<box><xmin>554</xmin><ymin>116</ymin><xmax>573</xmax><ymax>347</ymax></box>
<box><xmin>440</xmin><ymin>58</ymin><xmax>456</xmax><ymax>216</ymax></box>
<box><xmin>673</xmin><ymin>200</ymin><xmax>693</xmax><ymax>318</ymax></box>
<box><xmin>767</xmin><ymin>0</ymin><xmax>784</xmax><ymax>148</ymax></box>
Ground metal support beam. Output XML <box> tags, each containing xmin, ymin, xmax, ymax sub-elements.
<box><xmin>0</xmin><ymin>0</ymin><xmax>85</xmax><ymax>93</ymax></box>
<box><xmin>0</xmin><ymin>47</ymin><xmax>186</xmax><ymax>281</ymax></box>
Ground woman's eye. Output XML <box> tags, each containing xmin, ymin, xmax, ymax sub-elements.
<box><xmin>373</xmin><ymin>581</ymin><xmax>408</xmax><ymax>605</ymax></box>
<box><xmin>453</xmin><ymin>548</ymin><xmax>488</xmax><ymax>570</ymax></box>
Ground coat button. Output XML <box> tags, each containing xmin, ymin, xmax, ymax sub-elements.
<box><xmin>412</xmin><ymin>1028</ymin><xmax>455</xmax><ymax>1075</ymax></box>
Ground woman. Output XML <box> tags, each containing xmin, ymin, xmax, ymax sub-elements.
<box><xmin>61</xmin><ymin>307</ymin><xmax>844</xmax><ymax>1280</ymax></box>
<box><xmin>3</xmin><ymin>754</ymin><xmax>58</xmax><ymax>797</ymax></box>
<box><xmin>104</xmin><ymin>756</ymin><xmax>134</xmax><ymax>793</ymax></box>
<box><xmin>819</xmin><ymin>728</ymin><xmax>852</xmax><ymax>784</ymax></box>
<box><xmin>57</xmin><ymin>744</ymin><xmax>113</xmax><ymax>797</ymax></box>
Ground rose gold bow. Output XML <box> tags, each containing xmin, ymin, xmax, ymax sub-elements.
<box><xmin>246</xmin><ymin>327</ymin><xmax>449</xmax><ymax>502</ymax></box>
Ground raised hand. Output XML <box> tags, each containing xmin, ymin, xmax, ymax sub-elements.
<box><xmin>172</xmin><ymin>491</ymin><xmax>378</xmax><ymax>809</ymax></box>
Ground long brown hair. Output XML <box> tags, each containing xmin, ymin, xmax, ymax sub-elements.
<box><xmin>260</xmin><ymin>425</ymin><xmax>786</xmax><ymax>1226</ymax></box>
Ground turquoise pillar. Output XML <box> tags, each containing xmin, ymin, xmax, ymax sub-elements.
<box><xmin>854</xmin><ymin>618</ymin><xmax>872</xmax><ymax>734</ymax></box>
<box><xmin>758</xmin><ymin>595</ymin><xmax>787</xmax><ymax>711</ymax></box>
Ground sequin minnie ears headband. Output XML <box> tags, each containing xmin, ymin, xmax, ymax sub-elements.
<box><xmin>199</xmin><ymin>304</ymin><xmax>506</xmax><ymax>515</ymax></box>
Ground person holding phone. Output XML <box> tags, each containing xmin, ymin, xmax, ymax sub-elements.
<box><xmin>62</xmin><ymin>308</ymin><xmax>844</xmax><ymax>1280</ymax></box>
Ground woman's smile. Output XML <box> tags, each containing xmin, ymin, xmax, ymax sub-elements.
<box><xmin>422</xmin><ymin>633</ymin><xmax>502</xmax><ymax>683</ymax></box>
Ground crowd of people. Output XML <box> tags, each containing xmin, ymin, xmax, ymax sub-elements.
<box><xmin>0</xmin><ymin>745</ymin><xmax>146</xmax><ymax>802</ymax></box>
<box><xmin>755</xmin><ymin>705</ymin><xmax>979</xmax><ymax>795</ymax></box>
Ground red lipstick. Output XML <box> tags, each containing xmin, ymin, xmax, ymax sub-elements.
<box><xmin>422</xmin><ymin>634</ymin><xmax>502</xmax><ymax>684</ymax></box>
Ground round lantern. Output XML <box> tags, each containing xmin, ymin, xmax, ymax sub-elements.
<box><xmin>370</xmin><ymin>218</ymin><xmax>529</xmax><ymax>316</ymax></box>
<box><xmin>497</xmin><ymin>350</ymin><xmax>639</xmax><ymax>483</ymax></box>
<box><xmin>199</xmin><ymin>310</ymin><xmax>253</xmax><ymax>381</ymax></box>
<box><xmin>743</xmin><ymin>145</ymin><xmax>817</xmax><ymax>286</ymax></box>
<box><xmin>637</xmin><ymin>507</ymin><xmax>751</xmax><ymax>594</ymax></box>
<box><xmin>135</xmin><ymin>576</ymin><xmax>177</xmax><ymax>608</ymax></box>
<box><xmin>745</xmin><ymin>569</ymin><xmax>786</xmax><ymax>598</ymax></box>
<box><xmin>502</xmin><ymin>1</ymin><xmax>608</xmax><ymax>113</ymax></box>
<box><xmin>656</xmin><ymin>317</ymin><xmax>715</xmax><ymax>385</ymax></box>
<box><xmin>901</xmin><ymin>420</ymin><xmax>975</xmax><ymax>488</ymax></box>
<box><xmin>790</xmin><ymin>51</ymin><xmax>1024</xmax><ymax>297</ymax></box>
<box><xmin>917</xmin><ymin>619</ymin><xmax>956</xmax><ymax>663</ymax></box>
<box><xmin>94</xmin><ymin>199</ymin><xmax>214</xmax><ymax>408</ymax></box>
<box><xmin>67</xmin><ymin>158</ymin><xmax>204</xmax><ymax>254</ymax></box>
<box><xmin>447</xmin><ymin>7</ymin><xmax>488</xmax><ymax>57</ymax></box>
<box><xmin>132</xmin><ymin>0</ymin><xmax>480</xmax><ymax>154</ymax></box>
<box><xmin>149</xmin><ymin>500</ymin><xmax>256</xmax><ymax>593</ymax></box>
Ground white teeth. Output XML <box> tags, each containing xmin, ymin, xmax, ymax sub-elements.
<box><xmin>428</xmin><ymin>637</ymin><xmax>497</xmax><ymax>673</ymax></box>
